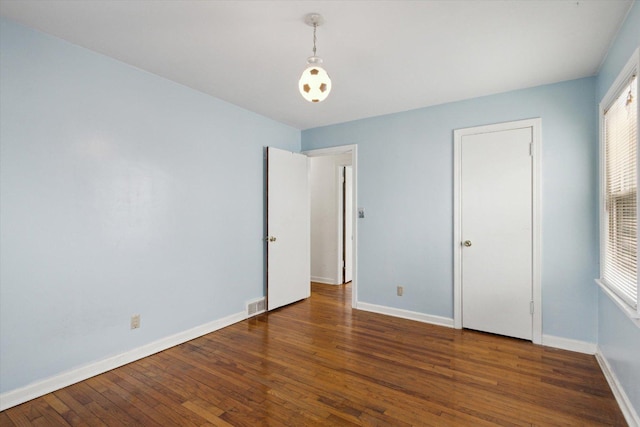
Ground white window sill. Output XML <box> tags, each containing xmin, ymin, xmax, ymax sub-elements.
<box><xmin>595</xmin><ymin>279</ymin><xmax>640</xmax><ymax>328</ymax></box>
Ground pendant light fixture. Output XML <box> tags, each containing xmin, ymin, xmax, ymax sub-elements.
<box><xmin>299</xmin><ymin>13</ymin><xmax>331</xmax><ymax>103</ymax></box>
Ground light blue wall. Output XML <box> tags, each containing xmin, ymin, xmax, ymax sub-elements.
<box><xmin>0</xmin><ymin>18</ymin><xmax>299</xmax><ymax>393</ymax></box>
<box><xmin>599</xmin><ymin>297</ymin><xmax>640</xmax><ymax>413</ymax></box>
<box><xmin>303</xmin><ymin>77</ymin><xmax>599</xmax><ymax>343</ymax></box>
<box><xmin>596</xmin><ymin>0</ymin><xmax>640</xmax><ymax>415</ymax></box>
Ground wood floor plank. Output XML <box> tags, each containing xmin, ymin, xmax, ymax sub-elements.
<box><xmin>3</xmin><ymin>410</ymin><xmax>29</xmax><ymax>427</ymax></box>
<box><xmin>0</xmin><ymin>283</ymin><xmax>627</xmax><ymax>426</ymax></box>
<box><xmin>84</xmin><ymin>375</ymin><xmax>162</xmax><ymax>427</ymax></box>
<box><xmin>26</xmin><ymin>399</ymin><xmax>72</xmax><ymax>427</ymax></box>
<box><xmin>4</xmin><ymin>400</ymin><xmax>41</xmax><ymax>426</ymax></box>
<box><xmin>0</xmin><ymin>411</ymin><xmax>15</xmax><ymax>427</ymax></box>
<box><xmin>52</xmin><ymin>389</ymin><xmax>107</xmax><ymax>427</ymax></box>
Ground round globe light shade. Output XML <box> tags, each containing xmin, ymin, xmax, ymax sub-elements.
<box><xmin>299</xmin><ymin>65</ymin><xmax>332</xmax><ymax>103</ymax></box>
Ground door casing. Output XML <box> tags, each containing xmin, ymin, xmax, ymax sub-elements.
<box><xmin>344</xmin><ymin>166</ymin><xmax>354</xmax><ymax>283</ymax></box>
<box><xmin>453</xmin><ymin>118</ymin><xmax>542</xmax><ymax>344</ymax></box>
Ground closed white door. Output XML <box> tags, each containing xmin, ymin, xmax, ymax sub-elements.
<box><xmin>267</xmin><ymin>147</ymin><xmax>310</xmax><ymax>311</ymax></box>
<box><xmin>461</xmin><ymin>127</ymin><xmax>533</xmax><ymax>340</ymax></box>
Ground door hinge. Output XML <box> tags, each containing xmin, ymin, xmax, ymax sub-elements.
<box><xmin>530</xmin><ymin>301</ymin><xmax>534</xmax><ymax>315</ymax></box>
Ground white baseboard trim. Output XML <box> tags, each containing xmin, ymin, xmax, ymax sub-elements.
<box><xmin>356</xmin><ymin>302</ymin><xmax>454</xmax><ymax>328</ymax></box>
<box><xmin>541</xmin><ymin>334</ymin><xmax>597</xmax><ymax>354</ymax></box>
<box><xmin>596</xmin><ymin>346</ymin><xmax>640</xmax><ymax>427</ymax></box>
<box><xmin>0</xmin><ymin>310</ymin><xmax>246</xmax><ymax>411</ymax></box>
<box><xmin>311</xmin><ymin>276</ymin><xmax>339</xmax><ymax>285</ymax></box>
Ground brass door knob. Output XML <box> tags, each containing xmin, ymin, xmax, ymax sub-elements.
<box><xmin>463</xmin><ymin>240</ymin><xmax>472</xmax><ymax>247</ymax></box>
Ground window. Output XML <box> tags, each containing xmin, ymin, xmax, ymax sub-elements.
<box><xmin>599</xmin><ymin>49</ymin><xmax>639</xmax><ymax>318</ymax></box>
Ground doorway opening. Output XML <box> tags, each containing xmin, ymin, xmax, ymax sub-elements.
<box><xmin>305</xmin><ymin>145</ymin><xmax>358</xmax><ymax>308</ymax></box>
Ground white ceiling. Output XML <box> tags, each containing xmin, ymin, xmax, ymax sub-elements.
<box><xmin>0</xmin><ymin>0</ymin><xmax>634</xmax><ymax>130</ymax></box>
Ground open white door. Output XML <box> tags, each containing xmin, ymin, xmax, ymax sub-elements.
<box><xmin>267</xmin><ymin>147</ymin><xmax>310</xmax><ymax>310</ymax></box>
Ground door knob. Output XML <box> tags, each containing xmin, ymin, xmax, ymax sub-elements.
<box><xmin>463</xmin><ymin>240</ymin><xmax>472</xmax><ymax>247</ymax></box>
<box><xmin>265</xmin><ymin>236</ymin><xmax>277</xmax><ymax>242</ymax></box>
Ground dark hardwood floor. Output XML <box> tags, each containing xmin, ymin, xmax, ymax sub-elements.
<box><xmin>1</xmin><ymin>283</ymin><xmax>626</xmax><ymax>426</ymax></box>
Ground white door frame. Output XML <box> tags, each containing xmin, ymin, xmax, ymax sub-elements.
<box><xmin>343</xmin><ymin>166</ymin><xmax>354</xmax><ymax>283</ymax></box>
<box><xmin>337</xmin><ymin>165</ymin><xmax>354</xmax><ymax>284</ymax></box>
<box><xmin>453</xmin><ymin>118</ymin><xmax>542</xmax><ymax>344</ymax></box>
<box><xmin>304</xmin><ymin>145</ymin><xmax>358</xmax><ymax>308</ymax></box>
<box><xmin>336</xmin><ymin>166</ymin><xmax>345</xmax><ymax>284</ymax></box>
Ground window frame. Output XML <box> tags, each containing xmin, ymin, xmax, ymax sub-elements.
<box><xmin>597</xmin><ymin>47</ymin><xmax>640</xmax><ymax>324</ymax></box>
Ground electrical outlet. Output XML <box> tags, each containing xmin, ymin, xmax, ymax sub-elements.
<box><xmin>130</xmin><ymin>314</ymin><xmax>141</xmax><ymax>329</ymax></box>
<box><xmin>397</xmin><ymin>286</ymin><xmax>403</xmax><ymax>296</ymax></box>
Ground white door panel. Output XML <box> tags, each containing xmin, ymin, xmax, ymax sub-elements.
<box><xmin>461</xmin><ymin>127</ymin><xmax>533</xmax><ymax>340</ymax></box>
<box><xmin>267</xmin><ymin>147</ymin><xmax>310</xmax><ymax>310</ymax></box>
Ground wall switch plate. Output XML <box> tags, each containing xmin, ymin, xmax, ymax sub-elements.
<box><xmin>397</xmin><ymin>286</ymin><xmax>403</xmax><ymax>296</ymax></box>
<box><xmin>358</xmin><ymin>208</ymin><xmax>365</xmax><ymax>219</ymax></box>
<box><xmin>130</xmin><ymin>314</ymin><xmax>141</xmax><ymax>329</ymax></box>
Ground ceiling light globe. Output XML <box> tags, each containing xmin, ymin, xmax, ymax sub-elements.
<box><xmin>299</xmin><ymin>58</ymin><xmax>332</xmax><ymax>103</ymax></box>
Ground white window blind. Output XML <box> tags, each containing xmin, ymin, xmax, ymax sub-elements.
<box><xmin>603</xmin><ymin>73</ymin><xmax>638</xmax><ymax>309</ymax></box>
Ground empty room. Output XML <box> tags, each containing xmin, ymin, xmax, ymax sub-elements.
<box><xmin>1</xmin><ymin>1</ymin><xmax>639</xmax><ymax>425</ymax></box>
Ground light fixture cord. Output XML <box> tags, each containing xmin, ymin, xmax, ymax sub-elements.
<box><xmin>313</xmin><ymin>23</ymin><xmax>317</xmax><ymax>56</ymax></box>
